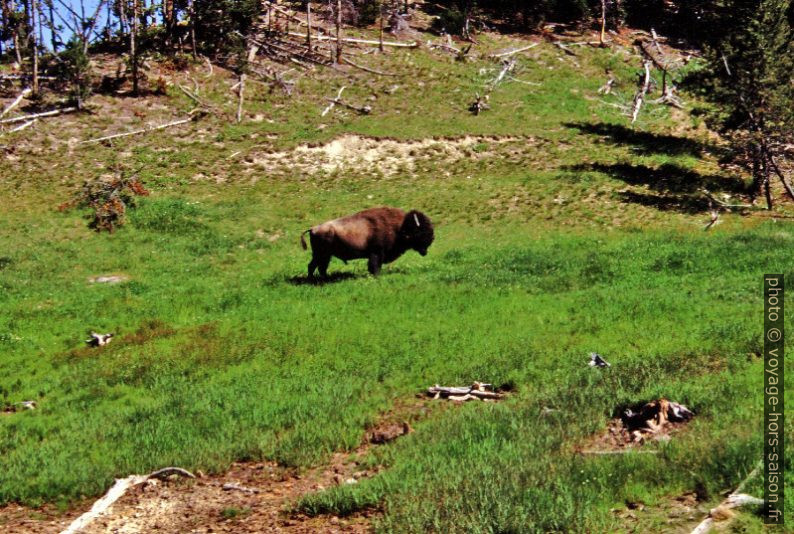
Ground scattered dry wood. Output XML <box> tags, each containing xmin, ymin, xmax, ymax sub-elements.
<box><xmin>427</xmin><ymin>382</ymin><xmax>504</xmax><ymax>402</ymax></box>
<box><xmin>490</xmin><ymin>42</ymin><xmax>538</xmax><ymax>58</ymax></box>
<box><xmin>80</xmin><ymin>114</ymin><xmax>202</xmax><ymax>145</ymax></box>
<box><xmin>0</xmin><ymin>106</ymin><xmax>78</xmax><ymax>125</ymax></box>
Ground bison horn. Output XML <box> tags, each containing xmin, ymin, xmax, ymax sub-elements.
<box><xmin>413</xmin><ymin>213</ymin><xmax>420</xmax><ymax>227</ymax></box>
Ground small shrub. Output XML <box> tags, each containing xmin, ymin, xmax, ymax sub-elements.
<box><xmin>69</xmin><ymin>173</ymin><xmax>150</xmax><ymax>232</ymax></box>
<box><xmin>56</xmin><ymin>38</ymin><xmax>93</xmax><ymax>109</ymax></box>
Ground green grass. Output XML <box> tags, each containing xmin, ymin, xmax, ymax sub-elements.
<box><xmin>0</xmin><ymin>30</ymin><xmax>792</xmax><ymax>532</ymax></box>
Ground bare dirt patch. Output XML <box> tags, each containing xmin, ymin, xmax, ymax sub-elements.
<box><xmin>0</xmin><ymin>398</ymin><xmax>441</xmax><ymax>533</ymax></box>
<box><xmin>246</xmin><ymin>134</ymin><xmax>526</xmax><ymax>177</ymax></box>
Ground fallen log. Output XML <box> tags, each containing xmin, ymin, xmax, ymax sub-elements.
<box><xmin>61</xmin><ymin>467</ymin><xmax>195</xmax><ymax>534</ymax></box>
<box><xmin>689</xmin><ymin>462</ymin><xmax>763</xmax><ymax>534</ymax></box>
<box><xmin>80</xmin><ymin>115</ymin><xmax>200</xmax><ymax>145</ymax></box>
<box><xmin>321</xmin><ymin>86</ymin><xmax>346</xmax><ymax>116</ymax></box>
<box><xmin>7</xmin><ymin>119</ymin><xmax>36</xmax><ymax>133</ymax></box>
<box><xmin>286</xmin><ymin>31</ymin><xmax>417</xmax><ymax>48</ymax></box>
<box><xmin>323</xmin><ymin>96</ymin><xmax>371</xmax><ymax>115</ymax></box>
<box><xmin>490</xmin><ymin>42</ymin><xmax>538</xmax><ymax>58</ymax></box>
<box><xmin>0</xmin><ymin>74</ymin><xmax>57</xmax><ymax>81</ymax></box>
<box><xmin>0</xmin><ymin>87</ymin><xmax>32</xmax><ymax>119</ymax></box>
<box><xmin>0</xmin><ymin>106</ymin><xmax>78</xmax><ymax>124</ymax></box>
<box><xmin>631</xmin><ymin>60</ymin><xmax>652</xmax><ymax>123</ymax></box>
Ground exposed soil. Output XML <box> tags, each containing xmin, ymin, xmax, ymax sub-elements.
<box><xmin>0</xmin><ymin>460</ymin><xmax>374</xmax><ymax>534</ymax></box>
<box><xmin>246</xmin><ymin>134</ymin><xmax>527</xmax><ymax>177</ymax></box>
<box><xmin>0</xmin><ymin>398</ymin><xmax>441</xmax><ymax>534</ymax></box>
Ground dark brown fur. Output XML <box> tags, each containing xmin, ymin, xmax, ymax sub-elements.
<box><xmin>300</xmin><ymin>207</ymin><xmax>434</xmax><ymax>278</ymax></box>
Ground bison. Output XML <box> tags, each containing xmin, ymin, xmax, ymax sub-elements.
<box><xmin>300</xmin><ymin>207</ymin><xmax>434</xmax><ymax>278</ymax></box>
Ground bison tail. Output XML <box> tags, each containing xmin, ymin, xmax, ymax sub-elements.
<box><xmin>300</xmin><ymin>229</ymin><xmax>311</xmax><ymax>250</ymax></box>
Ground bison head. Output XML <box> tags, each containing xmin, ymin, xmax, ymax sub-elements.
<box><xmin>399</xmin><ymin>210</ymin><xmax>435</xmax><ymax>256</ymax></box>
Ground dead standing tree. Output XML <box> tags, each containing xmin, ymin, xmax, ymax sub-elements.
<box><xmin>131</xmin><ymin>0</ymin><xmax>139</xmax><ymax>95</ymax></box>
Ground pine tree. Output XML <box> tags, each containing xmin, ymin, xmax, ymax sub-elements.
<box><xmin>701</xmin><ymin>0</ymin><xmax>794</xmax><ymax>208</ymax></box>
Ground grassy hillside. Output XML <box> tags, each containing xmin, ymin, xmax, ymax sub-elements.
<box><xmin>0</xmin><ymin>29</ymin><xmax>791</xmax><ymax>532</ymax></box>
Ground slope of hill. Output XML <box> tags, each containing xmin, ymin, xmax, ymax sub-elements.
<box><xmin>0</xmin><ymin>17</ymin><xmax>791</xmax><ymax>533</ymax></box>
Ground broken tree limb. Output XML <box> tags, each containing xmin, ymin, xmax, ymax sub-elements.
<box><xmin>61</xmin><ymin>467</ymin><xmax>195</xmax><ymax>534</ymax></box>
<box><xmin>631</xmin><ymin>60</ymin><xmax>652</xmax><ymax>123</ymax></box>
<box><xmin>323</xmin><ymin>96</ymin><xmax>371</xmax><ymax>115</ymax></box>
<box><xmin>490</xmin><ymin>42</ymin><xmax>539</xmax><ymax>59</ymax></box>
<box><xmin>7</xmin><ymin>119</ymin><xmax>37</xmax><ymax>133</ymax></box>
<box><xmin>0</xmin><ymin>106</ymin><xmax>78</xmax><ymax>124</ymax></box>
<box><xmin>553</xmin><ymin>41</ymin><xmax>577</xmax><ymax>56</ymax></box>
<box><xmin>341</xmin><ymin>56</ymin><xmax>398</xmax><ymax>76</ymax></box>
<box><xmin>700</xmin><ymin>189</ymin><xmax>755</xmax><ymax>210</ymax></box>
<box><xmin>704</xmin><ymin>210</ymin><xmax>719</xmax><ymax>230</ymax></box>
<box><xmin>0</xmin><ymin>87</ymin><xmax>32</xmax><ymax>119</ymax></box>
<box><xmin>177</xmin><ymin>84</ymin><xmax>217</xmax><ymax>112</ymax></box>
<box><xmin>80</xmin><ymin>115</ymin><xmax>200</xmax><ymax>145</ymax></box>
<box><xmin>236</xmin><ymin>73</ymin><xmax>246</xmax><ymax>123</ymax></box>
<box><xmin>598</xmin><ymin>74</ymin><xmax>616</xmax><ymax>94</ymax></box>
<box><xmin>490</xmin><ymin>59</ymin><xmax>516</xmax><ymax>88</ymax></box>
<box><xmin>321</xmin><ymin>86</ymin><xmax>346</xmax><ymax>116</ymax></box>
<box><xmin>689</xmin><ymin>462</ymin><xmax>763</xmax><ymax>534</ymax></box>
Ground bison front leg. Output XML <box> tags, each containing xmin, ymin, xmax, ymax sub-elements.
<box><xmin>368</xmin><ymin>253</ymin><xmax>383</xmax><ymax>276</ymax></box>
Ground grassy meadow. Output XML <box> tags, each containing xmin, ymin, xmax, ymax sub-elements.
<box><xmin>0</xmin><ymin>31</ymin><xmax>792</xmax><ymax>532</ymax></box>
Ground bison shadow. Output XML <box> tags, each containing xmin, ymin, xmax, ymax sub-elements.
<box><xmin>286</xmin><ymin>272</ymin><xmax>359</xmax><ymax>286</ymax></box>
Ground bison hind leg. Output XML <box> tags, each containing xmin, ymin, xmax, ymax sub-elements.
<box><xmin>368</xmin><ymin>253</ymin><xmax>382</xmax><ymax>276</ymax></box>
<box><xmin>316</xmin><ymin>254</ymin><xmax>331</xmax><ymax>278</ymax></box>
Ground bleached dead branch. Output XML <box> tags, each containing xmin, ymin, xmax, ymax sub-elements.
<box><xmin>60</xmin><ymin>467</ymin><xmax>195</xmax><ymax>534</ymax></box>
